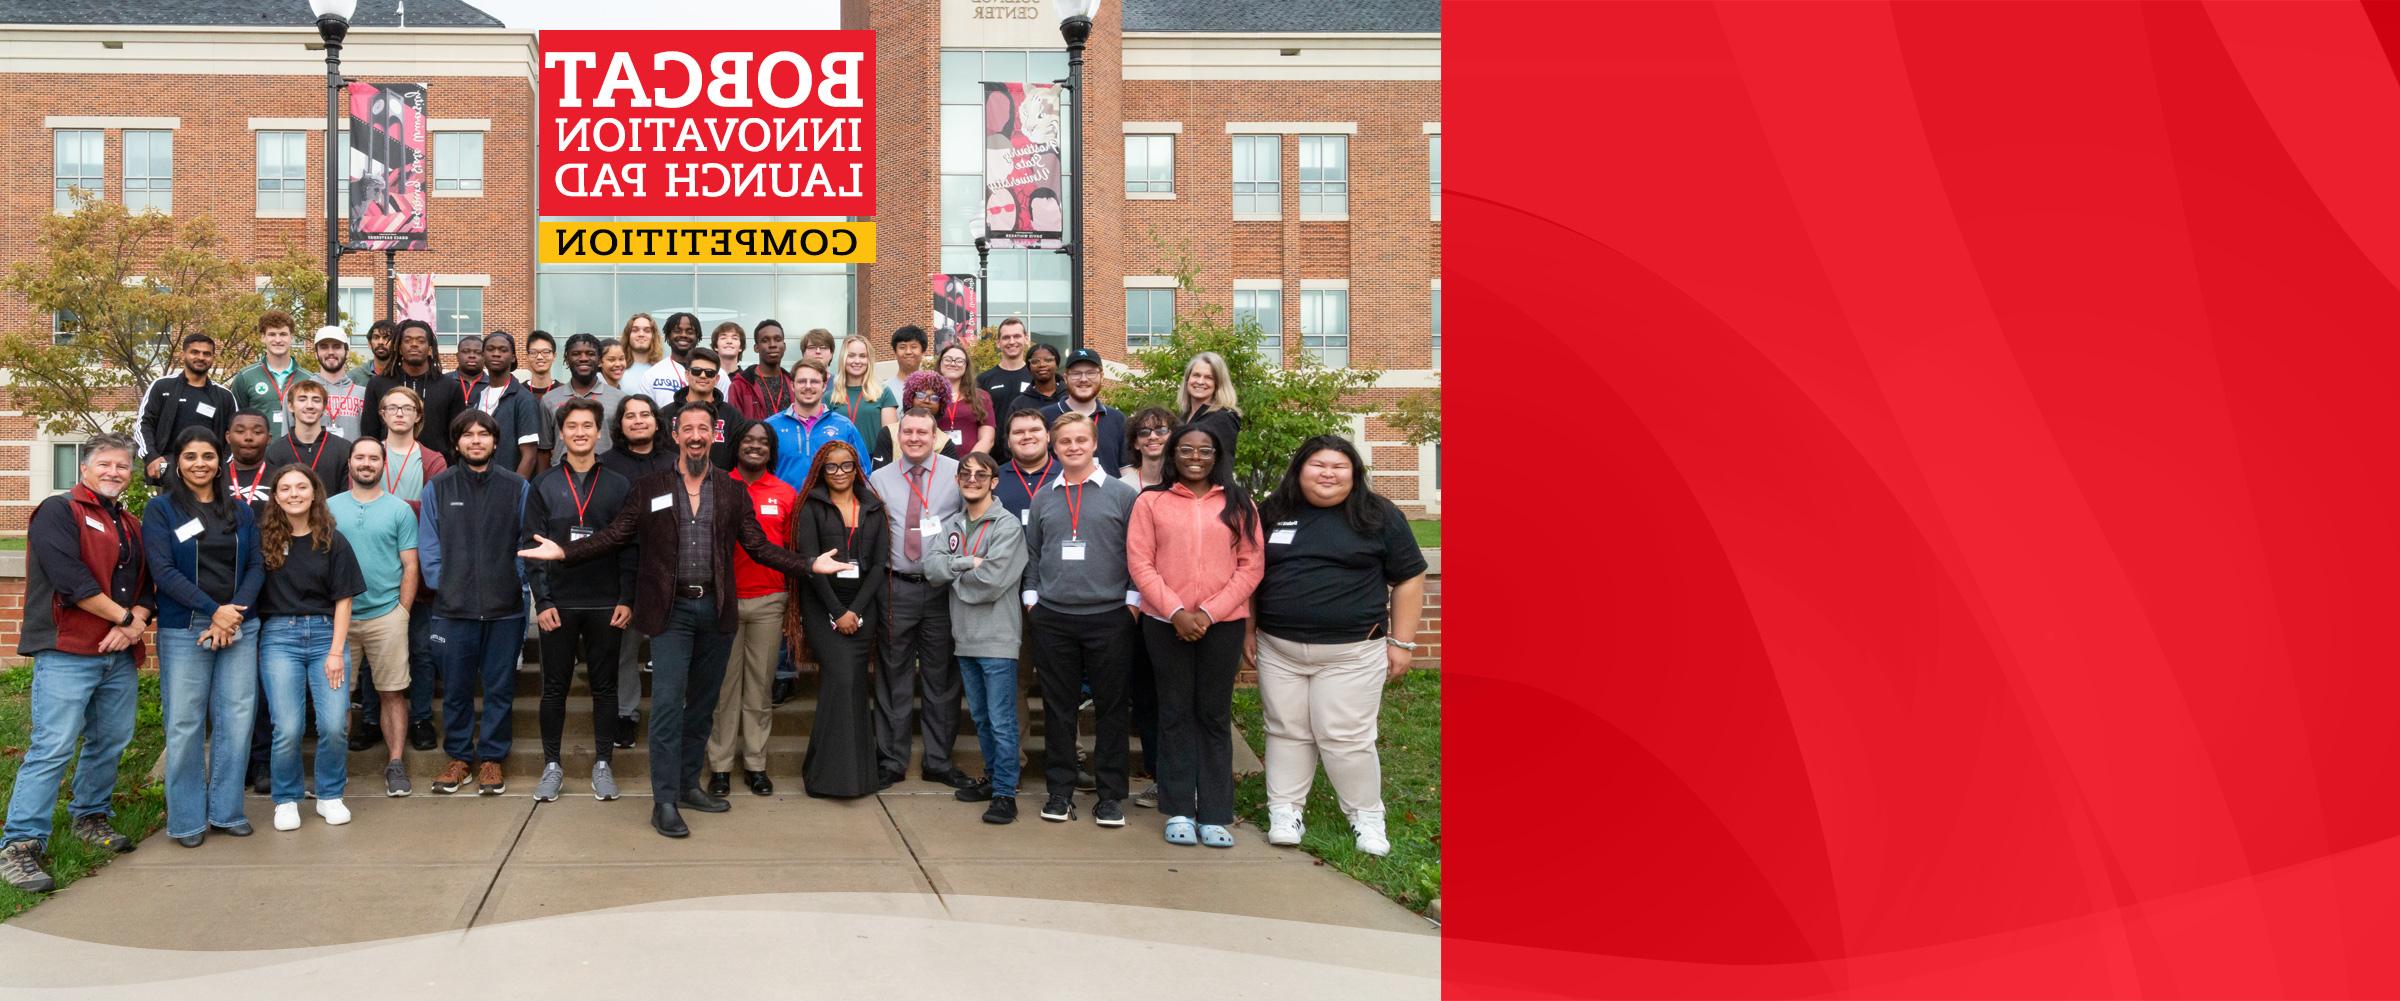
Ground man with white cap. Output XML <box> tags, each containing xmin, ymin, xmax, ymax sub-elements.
<box><xmin>310</xmin><ymin>326</ymin><xmax>368</xmax><ymax>440</ymax></box>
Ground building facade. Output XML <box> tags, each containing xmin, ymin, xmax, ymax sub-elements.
<box><xmin>0</xmin><ymin>0</ymin><xmax>1439</xmax><ymax>529</ymax></box>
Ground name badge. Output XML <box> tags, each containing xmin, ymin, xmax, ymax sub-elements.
<box><xmin>1019</xmin><ymin>508</ymin><xmax>1031</xmax><ymax>526</ymax></box>
<box><xmin>84</xmin><ymin>516</ymin><xmax>109</xmax><ymax>533</ymax></box>
<box><xmin>947</xmin><ymin>429</ymin><xmax>963</xmax><ymax>447</ymax></box>
<box><xmin>760</xmin><ymin>501</ymin><xmax>779</xmax><ymax>517</ymax></box>
<box><xmin>270</xmin><ymin>411</ymin><xmax>286</xmax><ymax>425</ymax></box>
<box><xmin>1018</xmin><ymin>381</ymin><xmax>1029</xmax><ymax>393</ymax></box>
<box><xmin>650</xmin><ymin>494</ymin><xmax>672</xmax><ymax>512</ymax></box>
<box><xmin>1061</xmin><ymin>541</ymin><xmax>1086</xmax><ymax>562</ymax></box>
<box><xmin>837</xmin><ymin>562</ymin><xmax>860</xmax><ymax>579</ymax></box>
<box><xmin>569</xmin><ymin>526</ymin><xmax>593</xmax><ymax>542</ymax></box>
<box><xmin>175</xmin><ymin>518</ymin><xmax>204</xmax><ymax>542</ymax></box>
<box><xmin>1269</xmin><ymin>528</ymin><xmax>1296</xmax><ymax>546</ymax></box>
<box><xmin>195</xmin><ymin>402</ymin><xmax>217</xmax><ymax>418</ymax></box>
<box><xmin>919</xmin><ymin>519</ymin><xmax>941</xmax><ymax>538</ymax></box>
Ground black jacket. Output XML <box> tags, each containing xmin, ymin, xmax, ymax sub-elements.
<box><xmin>135</xmin><ymin>375</ymin><xmax>236</xmax><ymax>471</ymax></box>
<box><xmin>417</xmin><ymin>464</ymin><xmax>531</xmax><ymax>620</ymax></box>
<box><xmin>598</xmin><ymin>441</ymin><xmax>676</xmax><ymax>484</ymax></box>
<box><xmin>558</xmin><ymin>467</ymin><xmax>820</xmax><ymax>636</ymax></box>
<box><xmin>793</xmin><ymin>481</ymin><xmax>888</xmax><ymax>623</ymax></box>
<box><xmin>363</xmin><ymin>364</ymin><xmax>467</xmax><ymax>459</ymax></box>
<box><xmin>525</xmin><ymin>462</ymin><xmax>637</xmax><ymax>612</ymax></box>
<box><xmin>660</xmin><ymin>389</ymin><xmax>749</xmax><ymax>471</ymax></box>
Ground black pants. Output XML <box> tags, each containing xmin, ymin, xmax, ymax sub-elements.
<box><xmin>876</xmin><ymin>575</ymin><xmax>961</xmax><ymax>777</ymax></box>
<box><xmin>1146</xmin><ymin>617</ymin><xmax>1243</xmax><ymax>825</ymax></box>
<box><xmin>537</xmin><ymin>606</ymin><xmax>623</xmax><ymax>764</ymax></box>
<box><xmin>1130</xmin><ymin>631</ymin><xmax>1160</xmax><ymax>777</ymax></box>
<box><xmin>1031</xmin><ymin>606</ymin><xmax>1134</xmax><ymax>801</ymax></box>
<box><xmin>646</xmin><ymin>596</ymin><xmax>734</xmax><ymax>801</ymax></box>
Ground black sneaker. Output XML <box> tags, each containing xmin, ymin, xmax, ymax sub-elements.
<box><xmin>1093</xmin><ymin>799</ymin><xmax>1126</xmax><ymax>828</ymax></box>
<box><xmin>614</xmin><ymin>717</ymin><xmax>640</xmax><ymax>749</ymax></box>
<box><xmin>982</xmin><ymin>797</ymin><xmax>1017</xmax><ymax>825</ymax></box>
<box><xmin>1039</xmin><ymin>795</ymin><xmax>1075</xmax><ymax>822</ymax></box>
<box><xmin>955</xmin><ymin>777</ymin><xmax>993</xmax><ymax>802</ymax></box>
<box><xmin>408</xmin><ymin>718</ymin><xmax>437</xmax><ymax>751</ymax></box>
<box><xmin>771</xmin><ymin>677</ymin><xmax>794</xmax><ymax>706</ymax></box>
<box><xmin>348</xmin><ymin>725</ymin><xmax>381</xmax><ymax>752</ymax></box>
<box><xmin>877</xmin><ymin>769</ymin><xmax>903</xmax><ymax>791</ymax></box>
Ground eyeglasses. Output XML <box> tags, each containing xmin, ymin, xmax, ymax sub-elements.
<box><xmin>1175</xmin><ymin>446</ymin><xmax>1218</xmax><ymax>459</ymax></box>
<box><xmin>823</xmin><ymin>461</ymin><xmax>858</xmax><ymax>474</ymax></box>
<box><xmin>957</xmin><ymin>470</ymin><xmax>995</xmax><ymax>483</ymax></box>
<box><xmin>1136</xmin><ymin>426</ymin><xmax>1172</xmax><ymax>438</ymax></box>
<box><xmin>380</xmin><ymin>404</ymin><xmax>418</xmax><ymax>412</ymax></box>
<box><xmin>688</xmin><ymin>368</ymin><xmax>718</xmax><ymax>378</ymax></box>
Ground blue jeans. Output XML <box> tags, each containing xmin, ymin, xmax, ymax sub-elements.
<box><xmin>957</xmin><ymin>656</ymin><xmax>1021</xmax><ymax>797</ymax></box>
<box><xmin>408</xmin><ymin>598</ymin><xmax>436</xmax><ymax>724</ymax></box>
<box><xmin>158</xmin><ymin>620</ymin><xmax>260</xmax><ymax>837</ymax></box>
<box><xmin>3</xmin><ymin>650</ymin><xmax>139</xmax><ymax>850</ymax></box>
<box><xmin>261</xmin><ymin>615</ymin><xmax>348</xmax><ymax>804</ymax></box>
<box><xmin>434</xmin><ymin>615</ymin><xmax>524</xmax><ymax>763</ymax></box>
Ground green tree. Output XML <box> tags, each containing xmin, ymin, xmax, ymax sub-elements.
<box><xmin>1388</xmin><ymin>376</ymin><xmax>1441</xmax><ymax>446</ymax></box>
<box><xmin>0</xmin><ymin>195</ymin><xmax>320</xmax><ymax>437</ymax></box>
<box><xmin>1113</xmin><ymin>265</ymin><xmax>1378</xmax><ymax>496</ymax></box>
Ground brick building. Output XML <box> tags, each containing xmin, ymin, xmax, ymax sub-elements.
<box><xmin>1</xmin><ymin>0</ymin><xmax>1439</xmax><ymax>529</ymax></box>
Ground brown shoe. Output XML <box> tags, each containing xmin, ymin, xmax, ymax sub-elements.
<box><xmin>476</xmin><ymin>761</ymin><xmax>506</xmax><ymax>795</ymax></box>
<box><xmin>431</xmin><ymin>759</ymin><xmax>472</xmax><ymax>794</ymax></box>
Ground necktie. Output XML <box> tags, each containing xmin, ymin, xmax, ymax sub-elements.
<box><xmin>906</xmin><ymin>466</ymin><xmax>924</xmax><ymax>561</ymax></box>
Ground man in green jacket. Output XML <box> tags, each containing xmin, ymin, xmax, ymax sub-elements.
<box><xmin>228</xmin><ymin>311</ymin><xmax>302</xmax><ymax>435</ymax></box>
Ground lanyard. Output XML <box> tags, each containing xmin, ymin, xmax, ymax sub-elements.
<box><xmin>903</xmin><ymin>462</ymin><xmax>935</xmax><ymax>514</ymax></box>
<box><xmin>563</xmin><ymin>464</ymin><xmax>597</xmax><ymax>525</ymax></box>
<box><xmin>288</xmin><ymin>432</ymin><xmax>327</xmax><ymax>473</ymax></box>
<box><xmin>384</xmin><ymin>445</ymin><xmax>419</xmax><ymax>493</ymax></box>
<box><xmin>1063</xmin><ymin>476</ymin><xmax>1087</xmax><ymax>540</ymax></box>
<box><xmin>457</xmin><ymin>372</ymin><xmax>486</xmax><ymax>408</ymax></box>
<box><xmin>1011</xmin><ymin>457</ymin><xmax>1052</xmax><ymax>505</ymax></box>
<box><xmin>233</xmin><ymin>462</ymin><xmax>266</xmax><ymax>497</ymax></box>
<box><xmin>840</xmin><ymin>494</ymin><xmax>859</xmax><ymax>554</ymax></box>
<box><xmin>841</xmin><ymin>384</ymin><xmax>866</xmax><ymax>426</ymax></box>
<box><xmin>965</xmin><ymin>518</ymin><xmax>992</xmax><ymax>557</ymax></box>
<box><xmin>758</xmin><ymin>370</ymin><xmax>791</xmax><ymax>416</ymax></box>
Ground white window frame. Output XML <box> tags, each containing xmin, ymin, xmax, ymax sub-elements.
<box><xmin>1124</xmin><ymin>278</ymin><xmax>1176</xmax><ymax>351</ymax></box>
<box><xmin>1430</xmin><ymin>279</ymin><xmax>1442</xmax><ymax>369</ymax></box>
<box><xmin>1233</xmin><ymin>278</ymin><xmax>1282</xmax><ymax>364</ymax></box>
<box><xmin>433</xmin><ymin>285</ymin><xmax>486</xmax><ymax>346</ymax></box>
<box><xmin>47</xmin><ymin>438</ymin><xmax>92</xmax><ymax>494</ymax></box>
<box><xmin>1232</xmin><ymin>134</ymin><xmax>1280</xmax><ymax>221</ymax></box>
<box><xmin>1123</xmin><ymin>133</ymin><xmax>1174</xmax><ymax>199</ymax></box>
<box><xmin>1426</xmin><ymin>124</ymin><xmax>1442</xmax><ymax>221</ymax></box>
<box><xmin>123</xmin><ymin>129</ymin><xmax>172</xmax><ymax>215</ymax></box>
<box><xmin>433</xmin><ymin>131</ymin><xmax>485</xmax><ymax>198</ymax></box>
<box><xmin>256</xmin><ymin>130</ymin><xmax>308</xmax><ymax>218</ymax></box>
<box><xmin>1300</xmin><ymin>281</ymin><xmax>1350</xmax><ymax>369</ymax></box>
<box><xmin>1298</xmin><ymin>134</ymin><xmax>1349</xmax><ymax>221</ymax></box>
<box><xmin>54</xmin><ymin>129</ymin><xmax>103</xmax><ymax>214</ymax></box>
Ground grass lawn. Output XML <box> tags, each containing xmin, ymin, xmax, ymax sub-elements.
<box><xmin>1233</xmin><ymin>669</ymin><xmax>1441</xmax><ymax>914</ymax></box>
<box><xmin>1409</xmin><ymin>520</ymin><xmax>1440</xmax><ymax>549</ymax></box>
<box><xmin>0</xmin><ymin>537</ymin><xmax>23</xmax><ymax>551</ymax></box>
<box><xmin>0</xmin><ymin>664</ymin><xmax>166</xmax><ymax>920</ymax></box>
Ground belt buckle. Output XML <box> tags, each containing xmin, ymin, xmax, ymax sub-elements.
<box><xmin>678</xmin><ymin>583</ymin><xmax>706</xmax><ymax>599</ymax></box>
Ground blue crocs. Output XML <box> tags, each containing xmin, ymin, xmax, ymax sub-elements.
<box><xmin>1198</xmin><ymin>824</ymin><xmax>1235</xmax><ymax>849</ymax></box>
<box><xmin>1164</xmin><ymin>816</ymin><xmax>1197</xmax><ymax>846</ymax></box>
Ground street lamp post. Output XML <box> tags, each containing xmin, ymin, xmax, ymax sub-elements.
<box><xmin>970</xmin><ymin>219</ymin><xmax>989</xmax><ymax>333</ymax></box>
<box><xmin>1058</xmin><ymin>0</ymin><xmax>1101</xmax><ymax>354</ymax></box>
<box><xmin>311</xmin><ymin>0</ymin><xmax>356</xmax><ymax>328</ymax></box>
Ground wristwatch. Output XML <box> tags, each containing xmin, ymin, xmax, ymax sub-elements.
<box><xmin>117</xmin><ymin>609</ymin><xmax>136</xmax><ymax>628</ymax></box>
<box><xmin>1385</xmin><ymin>636</ymin><xmax>1417</xmax><ymax>651</ymax></box>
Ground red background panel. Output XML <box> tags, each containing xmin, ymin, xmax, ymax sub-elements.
<box><xmin>1447</xmin><ymin>2</ymin><xmax>2400</xmax><ymax>995</ymax></box>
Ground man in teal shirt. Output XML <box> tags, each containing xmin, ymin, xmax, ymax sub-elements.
<box><xmin>327</xmin><ymin>437</ymin><xmax>422</xmax><ymax>796</ymax></box>
<box><xmin>228</xmin><ymin>311</ymin><xmax>302</xmax><ymax>435</ymax></box>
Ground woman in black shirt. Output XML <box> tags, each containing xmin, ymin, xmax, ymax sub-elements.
<box><xmin>1017</xmin><ymin>343</ymin><xmax>1065</xmax><ymax>412</ymax></box>
<box><xmin>790</xmin><ymin>440</ymin><xmax>889</xmax><ymax>798</ymax></box>
<box><xmin>257</xmin><ymin>465</ymin><xmax>365</xmax><ymax>833</ymax></box>
<box><xmin>1250</xmin><ymin>436</ymin><xmax>1427</xmax><ymax>858</ymax></box>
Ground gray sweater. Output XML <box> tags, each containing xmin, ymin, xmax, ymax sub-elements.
<box><xmin>1019</xmin><ymin>467</ymin><xmax>1142</xmax><ymax>617</ymax></box>
<box><xmin>922</xmin><ymin>502</ymin><xmax>1029</xmax><ymax>657</ymax></box>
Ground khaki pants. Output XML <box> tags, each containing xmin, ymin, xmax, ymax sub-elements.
<box><xmin>1255</xmin><ymin>633</ymin><xmax>1388</xmax><ymax>816</ymax></box>
<box><xmin>705</xmin><ymin>593</ymin><xmax>787</xmax><ymax>773</ymax></box>
<box><xmin>346</xmin><ymin>607</ymin><xmax>414</xmax><ymax>692</ymax></box>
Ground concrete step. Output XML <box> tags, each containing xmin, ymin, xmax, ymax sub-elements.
<box><xmin>336</xmin><ymin>732</ymin><xmax>1121</xmax><ymax>787</ymax></box>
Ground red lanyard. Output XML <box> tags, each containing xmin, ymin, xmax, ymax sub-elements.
<box><xmin>903</xmin><ymin>463</ymin><xmax>935</xmax><ymax>514</ymax></box>
<box><xmin>288</xmin><ymin>433</ymin><xmax>326</xmax><ymax>473</ymax></box>
<box><xmin>384</xmin><ymin>445</ymin><xmax>419</xmax><ymax>492</ymax></box>
<box><xmin>563</xmin><ymin>464</ymin><xmax>596</xmax><ymax>525</ymax></box>
<box><xmin>840</xmin><ymin>494</ymin><xmax>859</xmax><ymax>553</ymax></box>
<box><xmin>457</xmin><ymin>373</ymin><xmax>486</xmax><ymax>407</ymax></box>
<box><xmin>841</xmin><ymin>385</ymin><xmax>866</xmax><ymax>426</ymax></box>
<box><xmin>759</xmin><ymin>370</ymin><xmax>791</xmax><ymax>416</ymax></box>
<box><xmin>233</xmin><ymin>462</ymin><xmax>266</xmax><ymax>497</ymax></box>
<box><xmin>1063</xmin><ymin>475</ymin><xmax>1087</xmax><ymax>540</ymax></box>
<box><xmin>1011</xmin><ymin>458</ymin><xmax>1052</xmax><ymax>503</ymax></box>
<box><xmin>964</xmin><ymin>519</ymin><xmax>992</xmax><ymax>557</ymax></box>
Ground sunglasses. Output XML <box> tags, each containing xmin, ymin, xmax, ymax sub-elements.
<box><xmin>688</xmin><ymin>368</ymin><xmax>718</xmax><ymax>378</ymax></box>
<box><xmin>957</xmin><ymin>470</ymin><xmax>995</xmax><ymax>483</ymax></box>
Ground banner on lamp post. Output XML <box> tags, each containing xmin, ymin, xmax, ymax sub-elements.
<box><xmin>348</xmin><ymin>82</ymin><xmax>430</xmax><ymax>251</ymax></box>
<box><xmin>981</xmin><ymin>82</ymin><xmax>1064</xmax><ymax>245</ymax></box>
<box><xmin>395</xmin><ymin>274</ymin><xmax>435</xmax><ymax>326</ymax></box>
<box><xmin>934</xmin><ymin>274</ymin><xmax>979</xmax><ymax>347</ymax></box>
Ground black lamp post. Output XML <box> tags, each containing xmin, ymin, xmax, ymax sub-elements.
<box><xmin>311</xmin><ymin>0</ymin><xmax>356</xmax><ymax>327</ymax></box>
<box><xmin>1058</xmin><ymin>0</ymin><xmax>1101</xmax><ymax>353</ymax></box>
<box><xmin>970</xmin><ymin>219</ymin><xmax>990</xmax><ymax>331</ymax></box>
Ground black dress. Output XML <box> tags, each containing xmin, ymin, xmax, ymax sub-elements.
<box><xmin>793</xmin><ymin>482</ymin><xmax>890</xmax><ymax>797</ymax></box>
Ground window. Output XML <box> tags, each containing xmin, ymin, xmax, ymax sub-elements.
<box><xmin>51</xmin><ymin>443</ymin><xmax>89</xmax><ymax>492</ymax></box>
<box><xmin>1125</xmin><ymin>288</ymin><xmax>1174</xmax><ymax>351</ymax></box>
<box><xmin>1234</xmin><ymin>286</ymin><xmax>1282</xmax><ymax>362</ymax></box>
<box><xmin>434</xmin><ymin>132</ymin><xmax>483</xmax><ymax>192</ymax></box>
<box><xmin>434</xmin><ymin>286</ymin><xmax>484</xmax><ymax>345</ymax></box>
<box><xmin>1301</xmin><ymin>288</ymin><xmax>1349</xmax><ymax>368</ymax></box>
<box><xmin>1431</xmin><ymin>284</ymin><xmax>1442</xmax><ymax>368</ymax></box>
<box><xmin>54</xmin><ymin>130</ymin><xmax>103</xmax><ymax>213</ymax></box>
<box><xmin>1299</xmin><ymin>135</ymin><xmax>1348</xmax><ymax>219</ymax></box>
<box><xmin>1233</xmin><ymin>135</ymin><xmax>1280</xmax><ymax>218</ymax></box>
<box><xmin>1430</xmin><ymin>134</ymin><xmax>1442</xmax><ymax>221</ymax></box>
<box><xmin>257</xmin><ymin>131</ymin><xmax>308</xmax><ymax>216</ymax></box>
<box><xmin>51</xmin><ymin>309</ymin><xmax>79</xmax><ymax>347</ymax></box>
<box><xmin>338</xmin><ymin>285</ymin><xmax>376</xmax><ymax>352</ymax></box>
<box><xmin>1124</xmin><ymin>135</ymin><xmax>1172</xmax><ymax>195</ymax></box>
<box><xmin>123</xmin><ymin>130</ymin><xmax>172</xmax><ymax>214</ymax></box>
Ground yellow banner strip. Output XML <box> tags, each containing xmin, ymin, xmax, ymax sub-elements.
<box><xmin>539</xmin><ymin>222</ymin><xmax>876</xmax><ymax>263</ymax></box>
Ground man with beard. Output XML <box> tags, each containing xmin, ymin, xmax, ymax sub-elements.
<box><xmin>418</xmin><ymin>411</ymin><xmax>532</xmax><ymax>797</ymax></box>
<box><xmin>524</xmin><ymin>397</ymin><xmax>634</xmax><ymax>802</ymax></box>
<box><xmin>328</xmin><ymin>438</ymin><xmax>421</xmax><ymax>787</ymax></box>
<box><xmin>660</xmin><ymin>347</ymin><xmax>746</xmax><ymax>471</ymax></box>
<box><xmin>764</xmin><ymin>360</ymin><xmax>867</xmax><ymax>488</ymax></box>
<box><xmin>362</xmin><ymin>320</ymin><xmax>465</xmax><ymax>458</ymax></box>
<box><xmin>728</xmin><ymin>321</ymin><xmax>792</xmax><ymax>423</ymax></box>
<box><xmin>458</xmin><ymin>332</ymin><xmax>543</xmax><ymax>478</ymax></box>
<box><xmin>541</xmin><ymin>333</ymin><xmax>623</xmax><ymax>464</ymax></box>
<box><xmin>519</xmin><ymin>406</ymin><xmax>846</xmax><ymax>838</ymax></box>
<box><xmin>663</xmin><ymin>311</ymin><xmax>703</xmax><ymax>366</ymax></box>
<box><xmin>310</xmin><ymin>327</ymin><xmax>367</xmax><ymax>439</ymax></box>
<box><xmin>365</xmin><ymin>320</ymin><xmax>397</xmax><ymax>377</ymax></box>
<box><xmin>135</xmin><ymin>332</ymin><xmax>236</xmax><ymax>483</ymax></box>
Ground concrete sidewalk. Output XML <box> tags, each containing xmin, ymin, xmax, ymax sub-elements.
<box><xmin>0</xmin><ymin>779</ymin><xmax>1435</xmax><ymax>993</ymax></box>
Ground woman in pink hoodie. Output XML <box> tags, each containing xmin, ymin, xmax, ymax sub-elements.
<box><xmin>1126</xmin><ymin>422</ymin><xmax>1264</xmax><ymax>848</ymax></box>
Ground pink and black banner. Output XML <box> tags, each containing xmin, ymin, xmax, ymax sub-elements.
<box><xmin>933</xmin><ymin>274</ymin><xmax>979</xmax><ymax>347</ymax></box>
<box><xmin>348</xmin><ymin>82</ymin><xmax>429</xmax><ymax>251</ymax></box>
<box><xmin>981</xmin><ymin>82</ymin><xmax>1063</xmax><ymax>246</ymax></box>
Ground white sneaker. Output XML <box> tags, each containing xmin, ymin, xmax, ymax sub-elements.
<box><xmin>1266</xmin><ymin>803</ymin><xmax>1305</xmax><ymax>846</ymax></box>
<box><xmin>1350</xmin><ymin>807</ymin><xmax>1390</xmax><ymax>857</ymax></box>
<box><xmin>273</xmin><ymin>802</ymin><xmax>301</xmax><ymax>832</ymax></box>
<box><xmin>315</xmin><ymin>798</ymin><xmax>351</xmax><ymax>826</ymax></box>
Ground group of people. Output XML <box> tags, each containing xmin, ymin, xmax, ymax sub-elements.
<box><xmin>0</xmin><ymin>308</ymin><xmax>1427</xmax><ymax>895</ymax></box>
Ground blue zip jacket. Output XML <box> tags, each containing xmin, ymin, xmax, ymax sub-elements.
<box><xmin>141</xmin><ymin>491</ymin><xmax>263</xmax><ymax>630</ymax></box>
<box><xmin>764</xmin><ymin>407</ymin><xmax>869</xmax><ymax>489</ymax></box>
